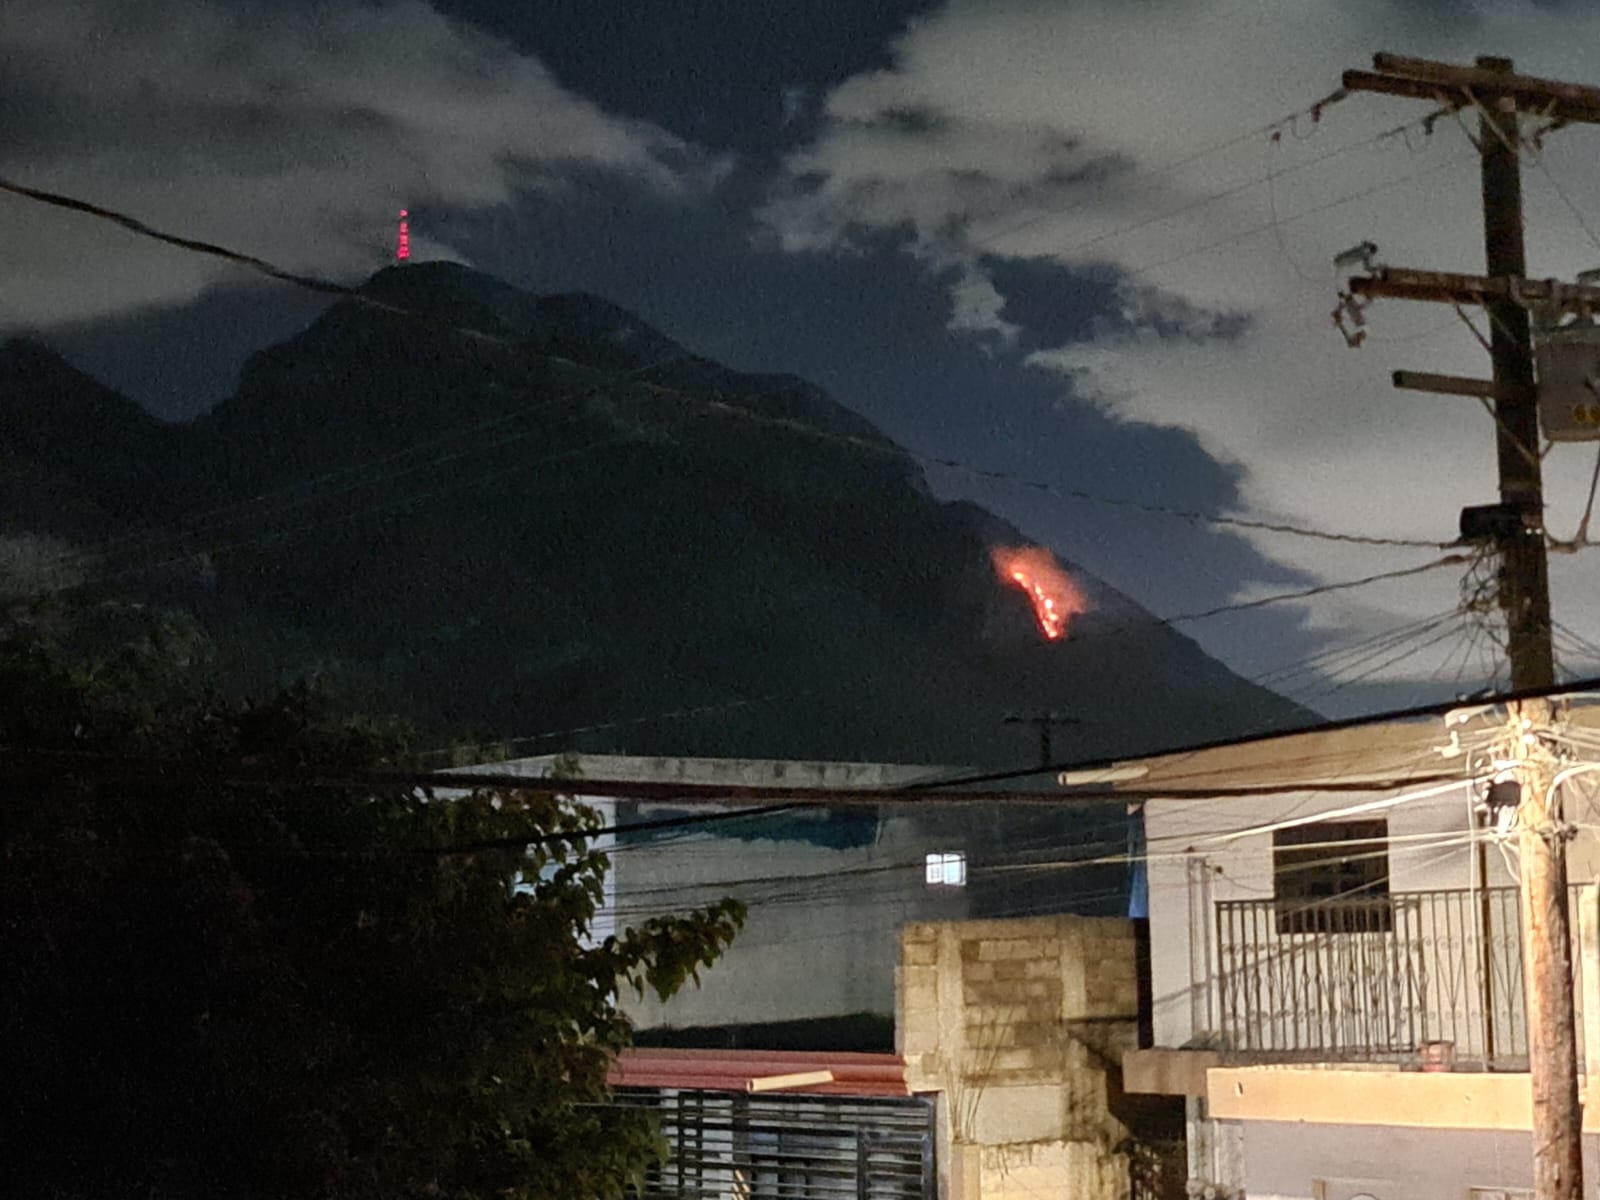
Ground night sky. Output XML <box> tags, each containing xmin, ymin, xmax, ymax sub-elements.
<box><xmin>7</xmin><ymin>0</ymin><xmax>1600</xmax><ymax>717</ymax></box>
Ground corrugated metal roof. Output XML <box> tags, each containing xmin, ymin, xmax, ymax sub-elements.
<box><xmin>609</xmin><ymin>1047</ymin><xmax>916</xmax><ymax>1097</ymax></box>
<box><xmin>1065</xmin><ymin>700</ymin><xmax>1600</xmax><ymax>795</ymax></box>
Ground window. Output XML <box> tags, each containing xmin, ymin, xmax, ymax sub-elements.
<box><xmin>925</xmin><ymin>851</ymin><xmax>966</xmax><ymax>887</ymax></box>
<box><xmin>1273</xmin><ymin>820</ymin><xmax>1390</xmax><ymax>934</ymax></box>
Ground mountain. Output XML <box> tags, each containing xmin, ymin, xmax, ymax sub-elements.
<box><xmin>0</xmin><ymin>264</ymin><xmax>1312</xmax><ymax>768</ymax></box>
<box><xmin>0</xmin><ymin>337</ymin><xmax>183</xmax><ymax>537</ymax></box>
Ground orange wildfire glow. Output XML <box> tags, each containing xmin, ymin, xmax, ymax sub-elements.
<box><xmin>990</xmin><ymin>545</ymin><xmax>1088</xmax><ymax>641</ymax></box>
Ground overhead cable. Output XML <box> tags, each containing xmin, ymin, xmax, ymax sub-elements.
<box><xmin>432</xmin><ymin>598</ymin><xmax>1473</xmax><ymax>763</ymax></box>
<box><xmin>1158</xmin><ymin>554</ymin><xmax>1468</xmax><ymax>625</ymax></box>
<box><xmin>911</xmin><ymin>673</ymin><xmax>1600</xmax><ymax>792</ymax></box>
<box><xmin>0</xmin><ymin>742</ymin><xmax>1470</xmax><ymax>808</ymax></box>
<box><xmin>964</xmin><ymin>84</ymin><xmax>1364</xmax><ymax>255</ymax></box>
<box><xmin>0</xmin><ymin>173</ymin><xmax>1446</xmax><ymax>560</ymax></box>
<box><xmin>1123</xmin><ymin>149</ymin><xmax>1474</xmax><ymax>279</ymax></box>
<box><xmin>1024</xmin><ymin>108</ymin><xmax>1448</xmax><ymax>265</ymax></box>
<box><xmin>0</xmin><ymin>177</ymin><xmax>363</xmax><ymax>300</ymax></box>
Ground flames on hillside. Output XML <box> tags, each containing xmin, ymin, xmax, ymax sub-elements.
<box><xmin>990</xmin><ymin>545</ymin><xmax>1088</xmax><ymax>641</ymax></box>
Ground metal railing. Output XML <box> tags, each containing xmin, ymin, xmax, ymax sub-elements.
<box><xmin>609</xmin><ymin>1089</ymin><xmax>937</xmax><ymax>1200</ymax></box>
<box><xmin>1214</xmin><ymin>886</ymin><xmax>1540</xmax><ymax>1067</ymax></box>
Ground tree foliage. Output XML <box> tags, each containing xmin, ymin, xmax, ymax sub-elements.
<box><xmin>0</xmin><ymin>604</ymin><xmax>743</xmax><ymax>1199</ymax></box>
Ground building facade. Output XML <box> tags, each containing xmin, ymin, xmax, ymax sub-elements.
<box><xmin>1115</xmin><ymin>701</ymin><xmax>1600</xmax><ymax>1199</ymax></box>
<box><xmin>451</xmin><ymin>753</ymin><xmax>982</xmax><ymax>1036</ymax></box>
<box><xmin>897</xmin><ymin>913</ymin><xmax>1179</xmax><ymax>1200</ymax></box>
<box><xmin>595</xmin><ymin>913</ymin><xmax>1172</xmax><ymax>1200</ymax></box>
<box><xmin>454</xmin><ymin>751</ymin><xmax>1134</xmax><ymax>1041</ymax></box>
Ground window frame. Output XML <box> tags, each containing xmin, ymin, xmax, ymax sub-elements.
<box><xmin>924</xmin><ymin>851</ymin><xmax>967</xmax><ymax>887</ymax></box>
<box><xmin>1272</xmin><ymin>819</ymin><xmax>1391</xmax><ymax>934</ymax></box>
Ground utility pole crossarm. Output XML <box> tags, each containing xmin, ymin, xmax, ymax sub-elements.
<box><xmin>1391</xmin><ymin>370</ymin><xmax>1532</xmax><ymax>403</ymax></box>
<box><xmin>1349</xmin><ymin>267</ymin><xmax>1600</xmax><ymax>311</ymax></box>
<box><xmin>1344</xmin><ymin>53</ymin><xmax>1600</xmax><ymax>125</ymax></box>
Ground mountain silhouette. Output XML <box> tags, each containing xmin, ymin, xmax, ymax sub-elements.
<box><xmin>0</xmin><ymin>263</ymin><xmax>1311</xmax><ymax>767</ymax></box>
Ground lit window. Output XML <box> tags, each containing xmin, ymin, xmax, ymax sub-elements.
<box><xmin>925</xmin><ymin>851</ymin><xmax>966</xmax><ymax>887</ymax></box>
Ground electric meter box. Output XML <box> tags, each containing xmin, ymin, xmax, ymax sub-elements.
<box><xmin>1535</xmin><ymin>322</ymin><xmax>1600</xmax><ymax>441</ymax></box>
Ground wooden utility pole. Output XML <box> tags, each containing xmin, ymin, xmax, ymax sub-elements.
<box><xmin>1342</xmin><ymin>53</ymin><xmax>1600</xmax><ymax>1200</ymax></box>
<box><xmin>1476</xmin><ymin>60</ymin><xmax>1555</xmax><ymax>690</ymax></box>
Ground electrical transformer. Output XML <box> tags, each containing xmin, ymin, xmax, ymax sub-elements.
<box><xmin>1535</xmin><ymin>320</ymin><xmax>1600</xmax><ymax>441</ymax></box>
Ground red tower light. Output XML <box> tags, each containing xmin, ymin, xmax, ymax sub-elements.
<box><xmin>396</xmin><ymin>209</ymin><xmax>411</xmax><ymax>261</ymax></box>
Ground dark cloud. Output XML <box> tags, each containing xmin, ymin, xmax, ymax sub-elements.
<box><xmin>975</xmin><ymin>259</ymin><xmax>1119</xmax><ymax>354</ymax></box>
<box><xmin>9</xmin><ymin>0</ymin><xmax>1547</xmax><ymax>709</ymax></box>
<box><xmin>428</xmin><ymin>0</ymin><xmax>942</xmax><ymax>154</ymax></box>
<box><xmin>0</xmin><ymin>0</ymin><xmax>726</xmax><ymax>328</ymax></box>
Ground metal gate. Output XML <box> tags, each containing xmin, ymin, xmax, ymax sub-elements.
<box><xmin>613</xmin><ymin>1089</ymin><xmax>936</xmax><ymax>1200</ymax></box>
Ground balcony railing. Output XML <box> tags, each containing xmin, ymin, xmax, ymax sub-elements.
<box><xmin>1212</xmin><ymin>886</ymin><xmax>1566</xmax><ymax>1068</ymax></box>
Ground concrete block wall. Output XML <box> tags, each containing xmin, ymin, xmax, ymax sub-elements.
<box><xmin>898</xmin><ymin>915</ymin><xmax>1142</xmax><ymax>1200</ymax></box>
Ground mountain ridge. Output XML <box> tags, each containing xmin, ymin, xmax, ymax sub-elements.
<box><xmin>0</xmin><ymin>264</ymin><xmax>1313</xmax><ymax>767</ymax></box>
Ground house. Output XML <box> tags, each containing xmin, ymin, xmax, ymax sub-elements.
<box><xmin>896</xmin><ymin>913</ymin><xmax>1181</xmax><ymax>1200</ymax></box>
<box><xmin>441</xmin><ymin>753</ymin><xmax>1179</xmax><ymax>1197</ymax></box>
<box><xmin>603</xmin><ymin>912</ymin><xmax>1177</xmax><ymax>1200</ymax></box>
<box><xmin>1106</xmin><ymin>695</ymin><xmax>1600</xmax><ymax>1199</ymax></box>
<box><xmin>606</xmin><ymin>1048</ymin><xmax>937</xmax><ymax>1200</ymax></box>
<box><xmin>448</xmin><ymin>702</ymin><xmax>1600</xmax><ymax>1197</ymax></box>
<box><xmin>449</xmin><ymin>752</ymin><xmax>1132</xmax><ymax>1047</ymax></box>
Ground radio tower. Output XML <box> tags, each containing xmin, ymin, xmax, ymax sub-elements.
<box><xmin>396</xmin><ymin>209</ymin><xmax>411</xmax><ymax>262</ymax></box>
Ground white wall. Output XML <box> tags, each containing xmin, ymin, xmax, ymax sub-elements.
<box><xmin>1232</xmin><ymin>1119</ymin><xmax>1600</xmax><ymax>1200</ymax></box>
<box><xmin>447</xmin><ymin>753</ymin><xmax>983</xmax><ymax>1031</ymax></box>
<box><xmin>440</xmin><ymin>757</ymin><xmax>616</xmax><ymax>945</ymax></box>
<box><xmin>1142</xmin><ymin>782</ymin><xmax>1498</xmax><ymax>1050</ymax></box>
<box><xmin>577</xmin><ymin>792</ymin><xmax>617</xmax><ymax>944</ymax></box>
<box><xmin>616</xmin><ymin>811</ymin><xmax>970</xmax><ymax>1028</ymax></box>
<box><xmin>1137</xmin><ymin>766</ymin><xmax>1600</xmax><ymax>1200</ymax></box>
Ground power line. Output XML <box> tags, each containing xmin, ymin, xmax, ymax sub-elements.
<box><xmin>565</xmin><ymin>807</ymin><xmax>1473</xmax><ymax>928</ymax></box>
<box><xmin>606</xmin><ymin>821</ymin><xmax>1472</xmax><ymax>907</ymax></box>
<box><xmin>909</xmin><ymin>673</ymin><xmax>1600</xmax><ymax>793</ymax></box>
<box><xmin>39</xmin><ymin>344</ymin><xmax>1446</xmax><ymax>585</ymax></box>
<box><xmin>20</xmin><ymin>430</ymin><xmax>633</xmax><ymax>601</ymax></box>
<box><xmin>1289</xmin><ymin>614</ymin><xmax>1471</xmax><ymax>708</ymax></box>
<box><xmin>1553</xmin><ymin>620</ymin><xmax>1600</xmax><ymax>664</ymax></box>
<box><xmin>918</xmin><ymin>452</ymin><xmax>1443</xmax><ymax>548</ymax></box>
<box><xmin>1122</xmin><ymin>147</ymin><xmax>1475</xmax><ymax>280</ymax></box>
<box><xmin>416</xmin><ymin>693</ymin><xmax>788</xmax><ymax>764</ymax></box>
<box><xmin>0</xmin><ymin>174</ymin><xmax>1447</xmax><ymax>572</ymax></box>
<box><xmin>0</xmin><ymin>102</ymin><xmax>1506</xmax><ymax>613</ymax></box>
<box><xmin>0</xmin><ymin>739</ymin><xmax>1471</xmax><ymax>807</ymax></box>
<box><xmin>1251</xmin><ymin>606</ymin><xmax>1459</xmax><ymax>689</ymax></box>
<box><xmin>962</xmin><ymin>85</ymin><xmax>1363</xmax><ymax>255</ymax></box>
<box><xmin>1261</xmin><ymin>611</ymin><xmax>1465</xmax><ymax>711</ymax></box>
<box><xmin>20</xmin><ymin>373</ymin><xmax>1447</xmax><ymax>595</ymax></box>
<box><xmin>0</xmin><ymin>169</ymin><xmax>1506</xmax><ymax>740</ymax></box>
<box><xmin>1159</xmin><ymin>554</ymin><xmax>1468</xmax><ymax>625</ymax></box>
<box><xmin>1532</xmin><ymin>154</ymin><xmax>1600</xmax><ymax>257</ymax></box>
<box><xmin>601</xmin><ymin>828</ymin><xmax>1484</xmax><ymax>927</ymax></box>
<box><xmin>40</xmin><ymin>391</ymin><xmax>618</xmax><ymax>578</ymax></box>
<box><xmin>415</xmin><ymin>554</ymin><xmax>1472</xmax><ymax>761</ymax></box>
<box><xmin>1008</xmin><ymin>106</ymin><xmax>1456</xmax><ymax>268</ymax></box>
<box><xmin>0</xmin><ymin>177</ymin><xmax>370</xmax><ymax>302</ymax></box>
<box><xmin>415</xmin><ymin>803</ymin><xmax>799</xmax><ymax>857</ymax></box>
<box><xmin>11</xmin><ymin>692</ymin><xmax>1494</xmax><ymax>927</ymax></box>
<box><xmin>618</xmin><ymin>835</ymin><xmax>1480</xmax><ymax>960</ymax></box>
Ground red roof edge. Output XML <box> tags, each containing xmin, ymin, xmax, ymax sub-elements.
<box><xmin>609</xmin><ymin>1047</ymin><xmax>917</xmax><ymax>1098</ymax></box>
